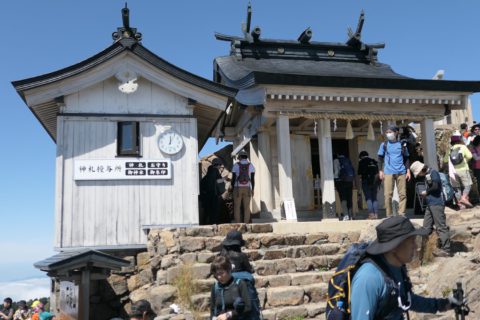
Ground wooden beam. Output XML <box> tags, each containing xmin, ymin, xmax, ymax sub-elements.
<box><xmin>421</xmin><ymin>119</ymin><xmax>438</xmax><ymax>170</ymax></box>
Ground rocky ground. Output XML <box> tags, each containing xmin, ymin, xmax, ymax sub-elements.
<box><xmin>408</xmin><ymin>207</ymin><xmax>480</xmax><ymax>320</ymax></box>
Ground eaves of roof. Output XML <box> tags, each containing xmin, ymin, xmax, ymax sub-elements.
<box><xmin>12</xmin><ymin>38</ymin><xmax>237</xmax><ymax>100</ymax></box>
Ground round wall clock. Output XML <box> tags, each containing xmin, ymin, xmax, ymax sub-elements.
<box><xmin>158</xmin><ymin>130</ymin><xmax>184</xmax><ymax>155</ymax></box>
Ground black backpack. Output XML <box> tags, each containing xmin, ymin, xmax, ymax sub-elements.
<box><xmin>364</xmin><ymin>158</ymin><xmax>379</xmax><ymax>185</ymax></box>
<box><xmin>450</xmin><ymin>146</ymin><xmax>464</xmax><ymax>165</ymax></box>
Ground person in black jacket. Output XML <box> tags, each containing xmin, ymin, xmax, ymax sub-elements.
<box><xmin>201</xmin><ymin>158</ymin><xmax>225</xmax><ymax>224</ymax></box>
<box><xmin>357</xmin><ymin>151</ymin><xmax>380</xmax><ymax>219</ymax></box>
<box><xmin>210</xmin><ymin>256</ymin><xmax>251</xmax><ymax>320</ymax></box>
<box><xmin>220</xmin><ymin>230</ymin><xmax>253</xmax><ymax>273</ymax></box>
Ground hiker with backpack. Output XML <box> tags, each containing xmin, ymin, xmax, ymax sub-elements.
<box><xmin>443</xmin><ymin>132</ymin><xmax>473</xmax><ymax>209</ymax></box>
<box><xmin>220</xmin><ymin>230</ymin><xmax>254</xmax><ymax>274</ymax></box>
<box><xmin>377</xmin><ymin>125</ymin><xmax>411</xmax><ymax>217</ymax></box>
<box><xmin>357</xmin><ymin>151</ymin><xmax>380</xmax><ymax>219</ymax></box>
<box><xmin>231</xmin><ymin>150</ymin><xmax>255</xmax><ymax>223</ymax></box>
<box><xmin>210</xmin><ymin>256</ymin><xmax>252</xmax><ymax>320</ymax></box>
<box><xmin>326</xmin><ymin>216</ymin><xmax>463</xmax><ymax>320</ymax></box>
<box><xmin>333</xmin><ymin>154</ymin><xmax>356</xmax><ymax>220</ymax></box>
<box><xmin>220</xmin><ymin>230</ymin><xmax>263</xmax><ymax>319</ymax></box>
<box><xmin>410</xmin><ymin>161</ymin><xmax>451</xmax><ymax>257</ymax></box>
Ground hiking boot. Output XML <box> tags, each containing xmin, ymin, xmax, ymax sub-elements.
<box><xmin>460</xmin><ymin>196</ymin><xmax>473</xmax><ymax>208</ymax></box>
<box><xmin>368</xmin><ymin>213</ymin><xmax>378</xmax><ymax>220</ymax></box>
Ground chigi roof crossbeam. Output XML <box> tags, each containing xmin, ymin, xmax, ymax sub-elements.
<box><xmin>215</xmin><ymin>5</ymin><xmax>384</xmax><ymax>64</ymax></box>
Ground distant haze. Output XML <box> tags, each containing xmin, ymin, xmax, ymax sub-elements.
<box><xmin>0</xmin><ymin>277</ymin><xmax>50</xmax><ymax>302</ymax></box>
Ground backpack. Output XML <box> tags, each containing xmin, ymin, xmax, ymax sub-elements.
<box><xmin>364</xmin><ymin>158</ymin><xmax>379</xmax><ymax>185</ymax></box>
<box><xmin>450</xmin><ymin>146</ymin><xmax>464</xmax><ymax>165</ymax></box>
<box><xmin>338</xmin><ymin>156</ymin><xmax>354</xmax><ymax>181</ymax></box>
<box><xmin>326</xmin><ymin>243</ymin><xmax>411</xmax><ymax>320</ymax></box>
<box><xmin>438</xmin><ymin>172</ymin><xmax>454</xmax><ymax>202</ymax></box>
<box><xmin>213</xmin><ymin>274</ymin><xmax>262</xmax><ymax>320</ymax></box>
<box><xmin>237</xmin><ymin>163</ymin><xmax>251</xmax><ymax>185</ymax></box>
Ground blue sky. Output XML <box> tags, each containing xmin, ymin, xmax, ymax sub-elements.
<box><xmin>1</xmin><ymin>0</ymin><xmax>479</xmax><ymax>288</ymax></box>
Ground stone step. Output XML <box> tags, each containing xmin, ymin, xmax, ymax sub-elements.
<box><xmin>186</xmin><ymin>282</ymin><xmax>328</xmax><ymax>315</ymax></box>
<box><xmin>261</xmin><ymin>302</ymin><xmax>327</xmax><ymax>320</ymax></box>
<box><xmin>263</xmin><ymin>284</ymin><xmax>327</xmax><ymax>309</ymax></box>
<box><xmin>253</xmin><ymin>255</ymin><xmax>343</xmax><ymax>276</ymax></box>
<box><xmin>255</xmin><ymin>271</ymin><xmax>334</xmax><ymax>288</ymax></box>
<box><xmin>245</xmin><ymin>243</ymin><xmax>343</xmax><ymax>261</ymax></box>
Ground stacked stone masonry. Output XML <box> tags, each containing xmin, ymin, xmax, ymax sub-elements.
<box><xmin>103</xmin><ymin>223</ymin><xmax>365</xmax><ymax>320</ymax></box>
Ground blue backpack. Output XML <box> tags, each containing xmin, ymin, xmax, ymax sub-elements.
<box><xmin>338</xmin><ymin>156</ymin><xmax>355</xmax><ymax>182</ymax></box>
<box><xmin>213</xmin><ymin>272</ymin><xmax>262</xmax><ymax>320</ymax></box>
<box><xmin>438</xmin><ymin>172</ymin><xmax>455</xmax><ymax>202</ymax></box>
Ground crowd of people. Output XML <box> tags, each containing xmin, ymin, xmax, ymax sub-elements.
<box><xmin>0</xmin><ymin>298</ymin><xmax>54</xmax><ymax>320</ymax></box>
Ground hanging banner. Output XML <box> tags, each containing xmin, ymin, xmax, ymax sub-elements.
<box><xmin>74</xmin><ymin>159</ymin><xmax>172</xmax><ymax>180</ymax></box>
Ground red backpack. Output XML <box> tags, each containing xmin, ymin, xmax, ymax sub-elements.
<box><xmin>238</xmin><ymin>163</ymin><xmax>251</xmax><ymax>185</ymax></box>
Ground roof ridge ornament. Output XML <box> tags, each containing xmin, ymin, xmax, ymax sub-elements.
<box><xmin>346</xmin><ymin>10</ymin><xmax>385</xmax><ymax>64</ymax></box>
<box><xmin>112</xmin><ymin>3</ymin><xmax>142</xmax><ymax>43</ymax></box>
<box><xmin>241</xmin><ymin>2</ymin><xmax>261</xmax><ymax>43</ymax></box>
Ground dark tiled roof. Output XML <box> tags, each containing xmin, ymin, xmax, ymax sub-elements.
<box><xmin>34</xmin><ymin>249</ymin><xmax>129</xmax><ymax>272</ymax></box>
<box><xmin>214</xmin><ymin>34</ymin><xmax>480</xmax><ymax>92</ymax></box>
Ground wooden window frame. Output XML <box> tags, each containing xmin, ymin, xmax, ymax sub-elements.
<box><xmin>117</xmin><ymin>121</ymin><xmax>141</xmax><ymax>157</ymax></box>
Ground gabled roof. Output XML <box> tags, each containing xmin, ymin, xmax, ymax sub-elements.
<box><xmin>213</xmin><ymin>34</ymin><xmax>480</xmax><ymax>93</ymax></box>
<box><xmin>13</xmin><ymin>38</ymin><xmax>236</xmax><ymax>100</ymax></box>
<box><xmin>12</xmin><ymin>38</ymin><xmax>237</xmax><ymax>147</ymax></box>
<box><xmin>34</xmin><ymin>249</ymin><xmax>130</xmax><ymax>272</ymax></box>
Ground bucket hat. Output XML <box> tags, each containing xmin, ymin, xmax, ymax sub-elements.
<box><xmin>222</xmin><ymin>230</ymin><xmax>246</xmax><ymax>246</ymax></box>
<box><xmin>409</xmin><ymin>161</ymin><xmax>425</xmax><ymax>178</ymax></box>
<box><xmin>366</xmin><ymin>216</ymin><xmax>429</xmax><ymax>255</ymax></box>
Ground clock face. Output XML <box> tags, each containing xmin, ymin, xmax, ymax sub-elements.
<box><xmin>158</xmin><ymin>130</ymin><xmax>183</xmax><ymax>155</ymax></box>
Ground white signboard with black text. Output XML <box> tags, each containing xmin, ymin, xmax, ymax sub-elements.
<box><xmin>283</xmin><ymin>198</ymin><xmax>297</xmax><ymax>221</ymax></box>
<box><xmin>74</xmin><ymin>159</ymin><xmax>172</xmax><ymax>180</ymax></box>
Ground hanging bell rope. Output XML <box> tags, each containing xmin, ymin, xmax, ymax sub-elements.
<box><xmin>379</xmin><ymin>120</ymin><xmax>383</xmax><ymax>134</ymax></box>
<box><xmin>333</xmin><ymin>119</ymin><xmax>338</xmax><ymax>132</ymax></box>
<box><xmin>367</xmin><ymin>120</ymin><xmax>375</xmax><ymax>141</ymax></box>
<box><xmin>314</xmin><ymin>120</ymin><xmax>317</xmax><ymax>136</ymax></box>
<box><xmin>346</xmin><ymin>120</ymin><xmax>354</xmax><ymax>140</ymax></box>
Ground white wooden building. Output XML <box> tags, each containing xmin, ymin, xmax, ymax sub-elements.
<box><xmin>13</xmin><ymin>14</ymin><xmax>236</xmax><ymax>250</ymax></box>
<box><xmin>212</xmin><ymin>10</ymin><xmax>480</xmax><ymax>219</ymax></box>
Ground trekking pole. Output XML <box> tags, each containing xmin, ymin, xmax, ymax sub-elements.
<box><xmin>453</xmin><ymin>282</ymin><xmax>470</xmax><ymax>320</ymax></box>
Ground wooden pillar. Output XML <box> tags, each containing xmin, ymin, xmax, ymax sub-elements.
<box><xmin>421</xmin><ymin>118</ymin><xmax>438</xmax><ymax>170</ymax></box>
<box><xmin>276</xmin><ymin>114</ymin><xmax>295</xmax><ymax>218</ymax></box>
<box><xmin>80</xmin><ymin>269</ymin><xmax>90</xmax><ymax>320</ymax></box>
<box><xmin>318</xmin><ymin>119</ymin><xmax>335</xmax><ymax>218</ymax></box>
<box><xmin>257</xmin><ymin>130</ymin><xmax>274</xmax><ymax>215</ymax></box>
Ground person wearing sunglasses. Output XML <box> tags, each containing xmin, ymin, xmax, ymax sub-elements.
<box><xmin>350</xmin><ymin>216</ymin><xmax>463</xmax><ymax>320</ymax></box>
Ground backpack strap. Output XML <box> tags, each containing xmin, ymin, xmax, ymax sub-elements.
<box><xmin>362</xmin><ymin>256</ymin><xmax>412</xmax><ymax>319</ymax></box>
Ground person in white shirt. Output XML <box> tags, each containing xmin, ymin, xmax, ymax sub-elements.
<box><xmin>231</xmin><ymin>150</ymin><xmax>255</xmax><ymax>223</ymax></box>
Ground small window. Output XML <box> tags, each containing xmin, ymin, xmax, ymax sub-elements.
<box><xmin>117</xmin><ymin>121</ymin><xmax>140</xmax><ymax>156</ymax></box>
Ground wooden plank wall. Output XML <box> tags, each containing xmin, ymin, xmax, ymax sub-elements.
<box><xmin>56</xmin><ymin>78</ymin><xmax>198</xmax><ymax>248</ymax></box>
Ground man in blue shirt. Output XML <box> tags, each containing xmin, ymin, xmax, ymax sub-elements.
<box><xmin>351</xmin><ymin>216</ymin><xmax>460</xmax><ymax>320</ymax></box>
<box><xmin>410</xmin><ymin>161</ymin><xmax>451</xmax><ymax>257</ymax></box>
<box><xmin>378</xmin><ymin>125</ymin><xmax>411</xmax><ymax>216</ymax></box>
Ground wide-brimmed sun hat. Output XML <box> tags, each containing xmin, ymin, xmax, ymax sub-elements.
<box><xmin>366</xmin><ymin>216</ymin><xmax>429</xmax><ymax>255</ymax></box>
<box><xmin>222</xmin><ymin>230</ymin><xmax>246</xmax><ymax>246</ymax></box>
<box><xmin>409</xmin><ymin>161</ymin><xmax>425</xmax><ymax>178</ymax></box>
